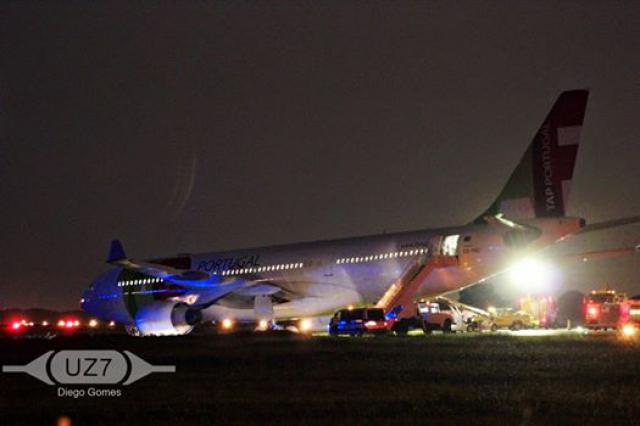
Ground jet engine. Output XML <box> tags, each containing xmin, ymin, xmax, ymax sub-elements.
<box><xmin>132</xmin><ymin>301</ymin><xmax>202</xmax><ymax>336</ymax></box>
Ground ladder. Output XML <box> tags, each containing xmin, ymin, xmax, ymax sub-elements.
<box><xmin>376</xmin><ymin>236</ymin><xmax>458</xmax><ymax>319</ymax></box>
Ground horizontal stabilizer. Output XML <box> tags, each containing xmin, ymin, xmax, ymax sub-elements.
<box><xmin>577</xmin><ymin>215</ymin><xmax>640</xmax><ymax>235</ymax></box>
<box><xmin>544</xmin><ymin>246</ymin><xmax>640</xmax><ymax>265</ymax></box>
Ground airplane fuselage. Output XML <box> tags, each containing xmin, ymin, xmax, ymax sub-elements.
<box><xmin>83</xmin><ymin>216</ymin><xmax>583</xmax><ymax>328</ymax></box>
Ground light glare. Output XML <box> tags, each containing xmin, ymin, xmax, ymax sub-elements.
<box><xmin>222</xmin><ymin>319</ymin><xmax>234</xmax><ymax>330</ymax></box>
<box><xmin>622</xmin><ymin>324</ymin><xmax>637</xmax><ymax>337</ymax></box>
<box><xmin>508</xmin><ymin>258</ymin><xmax>552</xmax><ymax>291</ymax></box>
<box><xmin>299</xmin><ymin>319</ymin><xmax>312</xmax><ymax>332</ymax></box>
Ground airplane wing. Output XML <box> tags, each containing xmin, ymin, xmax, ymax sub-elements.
<box><xmin>107</xmin><ymin>240</ymin><xmax>298</xmax><ymax>308</ymax></box>
<box><xmin>107</xmin><ymin>240</ymin><xmax>220</xmax><ymax>286</ymax></box>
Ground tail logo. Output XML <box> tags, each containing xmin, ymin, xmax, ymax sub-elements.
<box><xmin>540</xmin><ymin>124</ymin><xmax>556</xmax><ymax>212</ymax></box>
<box><xmin>534</xmin><ymin>121</ymin><xmax>581</xmax><ymax>217</ymax></box>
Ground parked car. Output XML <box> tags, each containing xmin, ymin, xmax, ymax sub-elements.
<box><xmin>329</xmin><ymin>308</ymin><xmax>391</xmax><ymax>336</ymax></box>
<box><xmin>417</xmin><ymin>300</ymin><xmax>464</xmax><ymax>333</ymax></box>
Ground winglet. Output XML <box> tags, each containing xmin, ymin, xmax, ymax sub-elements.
<box><xmin>107</xmin><ymin>239</ymin><xmax>127</xmax><ymax>263</ymax></box>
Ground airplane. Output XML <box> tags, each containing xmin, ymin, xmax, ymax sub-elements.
<box><xmin>82</xmin><ymin>89</ymin><xmax>640</xmax><ymax>336</ymax></box>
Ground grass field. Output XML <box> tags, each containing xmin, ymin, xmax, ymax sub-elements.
<box><xmin>1</xmin><ymin>332</ymin><xmax>640</xmax><ymax>425</ymax></box>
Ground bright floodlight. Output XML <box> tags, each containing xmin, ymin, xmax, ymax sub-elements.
<box><xmin>508</xmin><ymin>258</ymin><xmax>551</xmax><ymax>291</ymax></box>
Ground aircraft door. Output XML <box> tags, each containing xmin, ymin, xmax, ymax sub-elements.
<box><xmin>430</xmin><ymin>234</ymin><xmax>461</xmax><ymax>263</ymax></box>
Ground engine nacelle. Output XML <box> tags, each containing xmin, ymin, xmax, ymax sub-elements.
<box><xmin>133</xmin><ymin>302</ymin><xmax>202</xmax><ymax>336</ymax></box>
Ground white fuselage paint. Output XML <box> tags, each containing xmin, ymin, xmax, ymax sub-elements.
<box><xmin>189</xmin><ymin>217</ymin><xmax>579</xmax><ymax>321</ymax></box>
<box><xmin>84</xmin><ymin>217</ymin><xmax>583</xmax><ymax>326</ymax></box>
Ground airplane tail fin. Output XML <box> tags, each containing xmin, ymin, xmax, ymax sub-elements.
<box><xmin>475</xmin><ymin>89</ymin><xmax>589</xmax><ymax>223</ymax></box>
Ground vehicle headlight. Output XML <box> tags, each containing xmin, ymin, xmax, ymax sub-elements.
<box><xmin>299</xmin><ymin>319</ymin><xmax>312</xmax><ymax>332</ymax></box>
<box><xmin>622</xmin><ymin>323</ymin><xmax>636</xmax><ymax>337</ymax></box>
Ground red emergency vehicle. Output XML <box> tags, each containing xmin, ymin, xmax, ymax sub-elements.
<box><xmin>618</xmin><ymin>296</ymin><xmax>640</xmax><ymax>336</ymax></box>
<box><xmin>583</xmin><ymin>288</ymin><xmax>626</xmax><ymax>330</ymax></box>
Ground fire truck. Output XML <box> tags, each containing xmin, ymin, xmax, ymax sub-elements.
<box><xmin>618</xmin><ymin>296</ymin><xmax>640</xmax><ymax>336</ymax></box>
<box><xmin>583</xmin><ymin>288</ymin><xmax>626</xmax><ymax>330</ymax></box>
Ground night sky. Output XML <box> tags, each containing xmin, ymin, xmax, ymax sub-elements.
<box><xmin>1</xmin><ymin>2</ymin><xmax>639</xmax><ymax>310</ymax></box>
